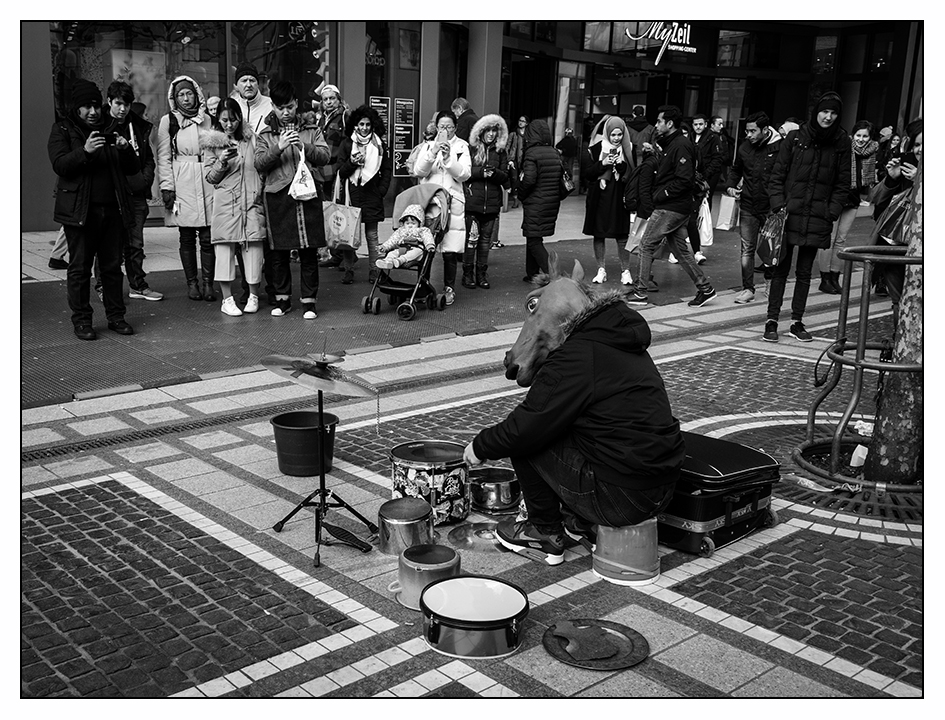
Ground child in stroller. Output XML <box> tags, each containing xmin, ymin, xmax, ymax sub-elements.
<box><xmin>376</xmin><ymin>204</ymin><xmax>436</xmax><ymax>270</ymax></box>
<box><xmin>361</xmin><ymin>183</ymin><xmax>452</xmax><ymax>320</ymax></box>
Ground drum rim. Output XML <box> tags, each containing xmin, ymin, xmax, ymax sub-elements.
<box><xmin>419</xmin><ymin>574</ymin><xmax>529</xmax><ymax>627</ymax></box>
<box><xmin>389</xmin><ymin>439</ymin><xmax>467</xmax><ymax>466</ymax></box>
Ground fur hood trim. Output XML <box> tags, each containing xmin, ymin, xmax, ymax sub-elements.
<box><xmin>469</xmin><ymin>114</ymin><xmax>509</xmax><ymax>151</ymax></box>
<box><xmin>561</xmin><ymin>290</ymin><xmax>627</xmax><ymax>340</ymax></box>
<box><xmin>200</xmin><ymin>127</ymin><xmax>251</xmax><ymax>151</ymax></box>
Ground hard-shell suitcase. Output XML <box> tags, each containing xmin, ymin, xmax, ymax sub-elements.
<box><xmin>657</xmin><ymin>432</ymin><xmax>780</xmax><ymax>557</ymax></box>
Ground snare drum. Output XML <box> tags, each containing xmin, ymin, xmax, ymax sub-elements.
<box><xmin>419</xmin><ymin>575</ymin><xmax>529</xmax><ymax>659</ymax></box>
<box><xmin>390</xmin><ymin>441</ymin><xmax>470</xmax><ymax>525</ymax></box>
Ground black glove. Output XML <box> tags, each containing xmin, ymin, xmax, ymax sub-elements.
<box><xmin>161</xmin><ymin>189</ymin><xmax>176</xmax><ymax>211</ymax></box>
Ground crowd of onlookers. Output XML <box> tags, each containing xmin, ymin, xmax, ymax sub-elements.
<box><xmin>47</xmin><ymin>65</ymin><xmax>921</xmax><ymax>343</ymax></box>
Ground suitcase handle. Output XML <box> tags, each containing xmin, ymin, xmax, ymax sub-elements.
<box><xmin>722</xmin><ymin>489</ymin><xmax>761</xmax><ymax>527</ymax></box>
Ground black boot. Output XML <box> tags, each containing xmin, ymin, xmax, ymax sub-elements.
<box><xmin>200</xmin><ymin>237</ymin><xmax>216</xmax><ymax>301</ymax></box>
<box><xmin>187</xmin><ymin>280</ymin><xmax>202</xmax><ymax>301</ymax></box>
<box><xmin>830</xmin><ymin>271</ymin><xmax>842</xmax><ymax>294</ymax></box>
<box><xmin>461</xmin><ymin>264</ymin><xmax>477</xmax><ymax>289</ymax></box>
<box><xmin>819</xmin><ymin>272</ymin><xmax>838</xmax><ymax>294</ymax></box>
<box><xmin>180</xmin><ymin>242</ymin><xmax>201</xmax><ymax>300</ymax></box>
<box><xmin>476</xmin><ymin>264</ymin><xmax>490</xmax><ymax>289</ymax></box>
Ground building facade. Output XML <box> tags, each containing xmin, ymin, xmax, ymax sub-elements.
<box><xmin>22</xmin><ymin>20</ymin><xmax>923</xmax><ymax>231</ymax></box>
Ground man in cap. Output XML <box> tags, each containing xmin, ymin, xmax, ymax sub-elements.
<box><xmin>233</xmin><ymin>61</ymin><xmax>273</xmax><ymax>136</ymax></box>
<box><xmin>48</xmin><ymin>78</ymin><xmax>140</xmax><ymax>340</ymax></box>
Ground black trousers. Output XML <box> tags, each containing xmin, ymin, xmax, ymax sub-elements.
<box><xmin>64</xmin><ymin>204</ymin><xmax>126</xmax><ymax>327</ymax></box>
<box><xmin>270</xmin><ymin>247</ymin><xmax>320</xmax><ymax>299</ymax></box>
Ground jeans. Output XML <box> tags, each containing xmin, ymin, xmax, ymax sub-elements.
<box><xmin>634</xmin><ymin>209</ymin><xmax>711</xmax><ymax>294</ymax></box>
<box><xmin>363</xmin><ymin>221</ymin><xmax>380</xmax><ymax>270</ymax></box>
<box><xmin>524</xmin><ymin>236</ymin><xmax>549</xmax><ymax>278</ymax></box>
<box><xmin>686</xmin><ymin>210</ymin><xmax>701</xmax><ymax>253</ymax></box>
<box><xmin>766</xmin><ymin>243</ymin><xmax>819</xmax><ymax>323</ymax></box>
<box><xmin>511</xmin><ymin>436</ymin><xmax>676</xmax><ymax>532</ymax></box>
<box><xmin>64</xmin><ymin>204</ymin><xmax>126</xmax><ymax>326</ymax></box>
<box><xmin>270</xmin><ymin>247</ymin><xmax>320</xmax><ymax>300</ymax></box>
<box><xmin>820</xmin><ymin>207</ymin><xmax>857</xmax><ymax>273</ymax></box>
<box><xmin>464</xmin><ymin>212</ymin><xmax>496</xmax><ymax>267</ymax></box>
<box><xmin>124</xmin><ymin>198</ymin><xmax>150</xmax><ymax>290</ymax></box>
<box><xmin>738</xmin><ymin>212</ymin><xmax>766</xmax><ymax>291</ymax></box>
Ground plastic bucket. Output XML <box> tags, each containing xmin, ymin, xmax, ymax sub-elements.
<box><xmin>592</xmin><ymin>518</ymin><xmax>660</xmax><ymax>586</ymax></box>
<box><xmin>270</xmin><ymin>411</ymin><xmax>339</xmax><ymax>476</ymax></box>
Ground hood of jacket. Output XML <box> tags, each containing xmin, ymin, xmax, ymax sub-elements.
<box><xmin>523</xmin><ymin>119</ymin><xmax>552</xmax><ymax>148</ymax></box>
<box><xmin>469</xmin><ymin>113</ymin><xmax>509</xmax><ymax>151</ymax></box>
<box><xmin>166</xmin><ymin>74</ymin><xmax>208</xmax><ymax>124</ymax></box>
<box><xmin>627</xmin><ymin>116</ymin><xmax>652</xmax><ymax>132</ymax></box>
<box><xmin>560</xmin><ymin>290</ymin><xmax>652</xmax><ymax>354</ymax></box>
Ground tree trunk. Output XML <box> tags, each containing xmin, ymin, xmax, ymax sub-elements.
<box><xmin>865</xmin><ymin>162</ymin><xmax>923</xmax><ymax>484</ymax></box>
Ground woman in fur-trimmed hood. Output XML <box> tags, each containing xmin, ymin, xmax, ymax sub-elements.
<box><xmin>462</xmin><ymin>114</ymin><xmax>511</xmax><ymax>288</ymax></box>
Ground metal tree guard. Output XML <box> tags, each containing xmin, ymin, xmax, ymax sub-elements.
<box><xmin>792</xmin><ymin>245</ymin><xmax>922</xmax><ymax>493</ymax></box>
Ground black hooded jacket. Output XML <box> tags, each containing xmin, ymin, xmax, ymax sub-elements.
<box><xmin>518</xmin><ymin>120</ymin><xmax>563</xmax><ymax>237</ymax></box>
<box><xmin>473</xmin><ymin>294</ymin><xmax>685</xmax><ymax>491</ymax></box>
<box><xmin>651</xmin><ymin>129</ymin><xmax>697</xmax><ymax>216</ymax></box>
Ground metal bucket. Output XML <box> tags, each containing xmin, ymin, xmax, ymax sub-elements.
<box><xmin>388</xmin><ymin>544</ymin><xmax>461</xmax><ymax>610</ymax></box>
<box><xmin>469</xmin><ymin>467</ymin><xmax>521</xmax><ymax>514</ymax></box>
<box><xmin>377</xmin><ymin>497</ymin><xmax>434</xmax><ymax>555</ymax></box>
<box><xmin>592</xmin><ymin>518</ymin><xmax>660</xmax><ymax>586</ymax></box>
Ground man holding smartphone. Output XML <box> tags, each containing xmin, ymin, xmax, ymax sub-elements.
<box><xmin>48</xmin><ymin>78</ymin><xmax>140</xmax><ymax>340</ymax></box>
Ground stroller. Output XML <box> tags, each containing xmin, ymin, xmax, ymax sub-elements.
<box><xmin>361</xmin><ymin>184</ymin><xmax>452</xmax><ymax>321</ymax></box>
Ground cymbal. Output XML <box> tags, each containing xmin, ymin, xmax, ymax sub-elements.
<box><xmin>260</xmin><ymin>354</ymin><xmax>377</xmax><ymax>398</ymax></box>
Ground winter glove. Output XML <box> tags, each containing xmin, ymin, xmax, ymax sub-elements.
<box><xmin>161</xmin><ymin>190</ymin><xmax>176</xmax><ymax>212</ymax></box>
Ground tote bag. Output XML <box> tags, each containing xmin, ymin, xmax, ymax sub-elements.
<box><xmin>288</xmin><ymin>148</ymin><xmax>319</xmax><ymax>202</ymax></box>
<box><xmin>323</xmin><ymin>175</ymin><xmax>363</xmax><ymax>251</ymax></box>
<box><xmin>870</xmin><ymin>189</ymin><xmax>911</xmax><ymax>246</ymax></box>
<box><xmin>715</xmin><ymin>194</ymin><xmax>739</xmax><ymax>231</ymax></box>
<box><xmin>696</xmin><ymin>197</ymin><xmax>714</xmax><ymax>247</ymax></box>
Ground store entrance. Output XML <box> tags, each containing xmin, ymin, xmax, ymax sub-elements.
<box><xmin>501</xmin><ymin>49</ymin><xmax>556</xmax><ymax>126</ymax></box>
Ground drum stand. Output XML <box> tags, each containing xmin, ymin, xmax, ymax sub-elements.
<box><xmin>272</xmin><ymin>390</ymin><xmax>378</xmax><ymax>567</ymax></box>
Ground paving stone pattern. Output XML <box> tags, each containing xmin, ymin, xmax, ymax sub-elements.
<box><xmin>671</xmin><ymin>529</ymin><xmax>922</xmax><ymax>688</ymax></box>
<box><xmin>21</xmin><ymin>481</ymin><xmax>355</xmax><ymax>697</ymax></box>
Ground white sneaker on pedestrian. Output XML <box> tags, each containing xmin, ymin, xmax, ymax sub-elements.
<box><xmin>620</xmin><ymin>269</ymin><xmax>633</xmax><ymax>286</ymax></box>
<box><xmin>129</xmin><ymin>287</ymin><xmax>163</xmax><ymax>301</ymax></box>
<box><xmin>734</xmin><ymin>289</ymin><xmax>755</xmax><ymax>304</ymax></box>
<box><xmin>668</xmin><ymin>253</ymin><xmax>678</xmax><ymax>264</ymax></box>
<box><xmin>221</xmin><ymin>296</ymin><xmax>242</xmax><ymax>316</ymax></box>
<box><xmin>243</xmin><ymin>294</ymin><xmax>259</xmax><ymax>313</ymax></box>
<box><xmin>694</xmin><ymin>251</ymin><xmax>707</xmax><ymax>265</ymax></box>
<box><xmin>302</xmin><ymin>302</ymin><xmax>317</xmax><ymax>320</ymax></box>
<box><xmin>444</xmin><ymin>287</ymin><xmax>455</xmax><ymax>305</ymax></box>
<box><xmin>592</xmin><ymin>268</ymin><xmax>607</xmax><ymax>283</ymax></box>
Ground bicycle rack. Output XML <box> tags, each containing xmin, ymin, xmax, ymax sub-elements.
<box><xmin>792</xmin><ymin>245</ymin><xmax>922</xmax><ymax>493</ymax></box>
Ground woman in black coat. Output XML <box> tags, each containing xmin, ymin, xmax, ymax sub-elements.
<box><xmin>338</xmin><ymin>105</ymin><xmax>393</xmax><ymax>283</ymax></box>
<box><xmin>518</xmin><ymin>119</ymin><xmax>563</xmax><ymax>281</ymax></box>
<box><xmin>581</xmin><ymin>115</ymin><xmax>634</xmax><ymax>285</ymax></box>
<box><xmin>463</xmin><ymin>114</ymin><xmax>510</xmax><ymax>289</ymax></box>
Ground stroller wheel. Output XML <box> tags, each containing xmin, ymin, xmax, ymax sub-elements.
<box><xmin>426</xmin><ymin>294</ymin><xmax>437</xmax><ymax>310</ymax></box>
<box><xmin>360</xmin><ymin>296</ymin><xmax>371</xmax><ymax>314</ymax></box>
<box><xmin>396</xmin><ymin>302</ymin><xmax>417</xmax><ymax>321</ymax></box>
<box><xmin>436</xmin><ymin>294</ymin><xmax>447</xmax><ymax>311</ymax></box>
<box><xmin>372</xmin><ymin>297</ymin><xmax>382</xmax><ymax>315</ymax></box>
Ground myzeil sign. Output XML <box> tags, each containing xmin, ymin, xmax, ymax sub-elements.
<box><xmin>627</xmin><ymin>22</ymin><xmax>696</xmax><ymax>65</ymax></box>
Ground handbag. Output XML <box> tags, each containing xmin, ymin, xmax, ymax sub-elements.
<box><xmin>559</xmin><ymin>164</ymin><xmax>575</xmax><ymax>200</ymax></box>
<box><xmin>870</xmin><ymin>189</ymin><xmax>911</xmax><ymax>246</ymax></box>
<box><xmin>322</xmin><ymin>175</ymin><xmax>363</xmax><ymax>251</ymax></box>
<box><xmin>696</xmin><ymin>197</ymin><xmax>714</xmax><ymax>247</ymax></box>
<box><xmin>715</xmin><ymin>194</ymin><xmax>740</xmax><ymax>231</ymax></box>
<box><xmin>288</xmin><ymin>148</ymin><xmax>319</xmax><ymax>202</ymax></box>
<box><xmin>757</xmin><ymin>208</ymin><xmax>788</xmax><ymax>267</ymax></box>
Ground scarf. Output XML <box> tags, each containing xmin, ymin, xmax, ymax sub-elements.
<box><xmin>350</xmin><ymin>131</ymin><xmax>382</xmax><ymax>185</ymax></box>
<box><xmin>597</xmin><ymin>116</ymin><xmax>632</xmax><ymax>188</ymax></box>
<box><xmin>852</xmin><ymin>139</ymin><xmax>879</xmax><ymax>189</ymax></box>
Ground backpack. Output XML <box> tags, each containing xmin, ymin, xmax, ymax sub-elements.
<box><xmin>622</xmin><ymin>162</ymin><xmax>650</xmax><ymax>212</ymax></box>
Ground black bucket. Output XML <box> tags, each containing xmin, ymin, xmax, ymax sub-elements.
<box><xmin>270</xmin><ymin>411</ymin><xmax>339</xmax><ymax>476</ymax></box>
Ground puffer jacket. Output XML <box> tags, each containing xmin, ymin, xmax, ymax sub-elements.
<box><xmin>413</xmin><ymin>134</ymin><xmax>472</xmax><ymax>253</ymax></box>
<box><xmin>254</xmin><ymin>112</ymin><xmax>330</xmax><ymax>195</ymax></box>
<box><xmin>48</xmin><ymin>112</ymin><xmax>140</xmax><ymax>229</ymax></box>
<box><xmin>473</xmin><ymin>292</ymin><xmax>685</xmax><ymax>491</ymax></box>
<box><xmin>156</xmin><ymin>74</ymin><xmax>213</xmax><ymax>227</ymax></box>
<box><xmin>724</xmin><ymin>128</ymin><xmax>783</xmax><ymax>217</ymax></box>
<box><xmin>769</xmin><ymin>92</ymin><xmax>852</xmax><ymax>245</ymax></box>
<box><xmin>581</xmin><ymin>140</ymin><xmax>631</xmax><ymax>237</ymax></box>
<box><xmin>465</xmin><ymin>114</ymin><xmax>510</xmax><ymax>216</ymax></box>
<box><xmin>337</xmin><ymin>135</ymin><xmax>393</xmax><ymax>224</ymax></box>
<box><xmin>201</xmin><ymin>128</ymin><xmax>266</xmax><ymax>245</ymax></box>
<box><xmin>518</xmin><ymin>120</ymin><xmax>563</xmax><ymax>237</ymax></box>
<box><xmin>651</xmin><ymin>129</ymin><xmax>696</xmax><ymax>216</ymax></box>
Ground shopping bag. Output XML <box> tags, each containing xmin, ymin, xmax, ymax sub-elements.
<box><xmin>323</xmin><ymin>175</ymin><xmax>363</xmax><ymax>251</ymax></box>
<box><xmin>625</xmin><ymin>215</ymin><xmax>649</xmax><ymax>253</ymax></box>
<box><xmin>715</xmin><ymin>194</ymin><xmax>739</xmax><ymax>230</ymax></box>
<box><xmin>757</xmin><ymin>208</ymin><xmax>788</xmax><ymax>267</ymax></box>
<box><xmin>559</xmin><ymin>168</ymin><xmax>575</xmax><ymax>200</ymax></box>
<box><xmin>288</xmin><ymin>149</ymin><xmax>319</xmax><ymax>202</ymax></box>
<box><xmin>696</xmin><ymin>197</ymin><xmax>714</xmax><ymax>247</ymax></box>
<box><xmin>870</xmin><ymin>189</ymin><xmax>911</xmax><ymax>245</ymax></box>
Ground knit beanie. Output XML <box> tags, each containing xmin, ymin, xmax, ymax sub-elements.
<box><xmin>71</xmin><ymin>79</ymin><xmax>102</xmax><ymax>110</ymax></box>
<box><xmin>816</xmin><ymin>93</ymin><xmax>842</xmax><ymax>115</ymax></box>
<box><xmin>234</xmin><ymin>62</ymin><xmax>259</xmax><ymax>83</ymax></box>
<box><xmin>173</xmin><ymin>78</ymin><xmax>197</xmax><ymax>98</ymax></box>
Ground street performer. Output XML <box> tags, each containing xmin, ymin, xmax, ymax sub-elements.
<box><xmin>463</xmin><ymin>261</ymin><xmax>685</xmax><ymax>565</ymax></box>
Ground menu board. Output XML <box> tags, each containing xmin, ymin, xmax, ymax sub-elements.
<box><xmin>368</xmin><ymin>96</ymin><xmax>391</xmax><ymax>147</ymax></box>
<box><xmin>392</xmin><ymin>98</ymin><xmax>416</xmax><ymax>178</ymax></box>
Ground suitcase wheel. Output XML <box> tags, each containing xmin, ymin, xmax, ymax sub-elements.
<box><xmin>699</xmin><ymin>536</ymin><xmax>716</xmax><ymax>558</ymax></box>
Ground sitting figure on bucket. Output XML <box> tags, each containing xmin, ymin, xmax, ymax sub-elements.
<box><xmin>375</xmin><ymin>204</ymin><xmax>436</xmax><ymax>270</ymax></box>
<box><xmin>463</xmin><ymin>254</ymin><xmax>685</xmax><ymax>565</ymax></box>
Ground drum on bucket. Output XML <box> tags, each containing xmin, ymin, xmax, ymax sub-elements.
<box><xmin>419</xmin><ymin>575</ymin><xmax>529</xmax><ymax>659</ymax></box>
<box><xmin>377</xmin><ymin>497</ymin><xmax>434</xmax><ymax>555</ymax></box>
<box><xmin>390</xmin><ymin>441</ymin><xmax>470</xmax><ymax>525</ymax></box>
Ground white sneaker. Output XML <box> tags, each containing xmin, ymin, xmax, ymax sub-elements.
<box><xmin>694</xmin><ymin>251</ymin><xmax>707</xmax><ymax>265</ymax></box>
<box><xmin>302</xmin><ymin>302</ymin><xmax>317</xmax><ymax>320</ymax></box>
<box><xmin>375</xmin><ymin>258</ymin><xmax>393</xmax><ymax>269</ymax></box>
<box><xmin>243</xmin><ymin>294</ymin><xmax>259</xmax><ymax>313</ymax></box>
<box><xmin>444</xmin><ymin>287</ymin><xmax>455</xmax><ymax>306</ymax></box>
<box><xmin>734</xmin><ymin>289</ymin><xmax>755</xmax><ymax>304</ymax></box>
<box><xmin>620</xmin><ymin>269</ymin><xmax>633</xmax><ymax>286</ymax></box>
<box><xmin>129</xmin><ymin>287</ymin><xmax>163</xmax><ymax>301</ymax></box>
<box><xmin>221</xmin><ymin>296</ymin><xmax>242</xmax><ymax>316</ymax></box>
<box><xmin>668</xmin><ymin>253</ymin><xmax>678</xmax><ymax>264</ymax></box>
<box><xmin>592</xmin><ymin>268</ymin><xmax>607</xmax><ymax>284</ymax></box>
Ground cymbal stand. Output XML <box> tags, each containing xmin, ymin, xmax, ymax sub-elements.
<box><xmin>272</xmin><ymin>389</ymin><xmax>378</xmax><ymax>567</ymax></box>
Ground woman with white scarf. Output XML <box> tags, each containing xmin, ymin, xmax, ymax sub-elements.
<box><xmin>338</xmin><ymin>106</ymin><xmax>392</xmax><ymax>282</ymax></box>
<box><xmin>412</xmin><ymin>110</ymin><xmax>472</xmax><ymax>306</ymax></box>
<box><xmin>581</xmin><ymin>115</ymin><xmax>635</xmax><ymax>285</ymax></box>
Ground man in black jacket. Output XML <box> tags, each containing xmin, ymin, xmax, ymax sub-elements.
<box><xmin>723</xmin><ymin>111</ymin><xmax>782</xmax><ymax>304</ymax></box>
<box><xmin>692</xmin><ymin>114</ymin><xmax>723</xmax><ymax>209</ymax></box>
<box><xmin>48</xmin><ymin>79</ymin><xmax>140</xmax><ymax>340</ymax></box>
<box><xmin>628</xmin><ymin>105</ymin><xmax>717</xmax><ymax>308</ymax></box>
<box><xmin>463</xmin><ymin>285</ymin><xmax>685</xmax><ymax>565</ymax></box>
